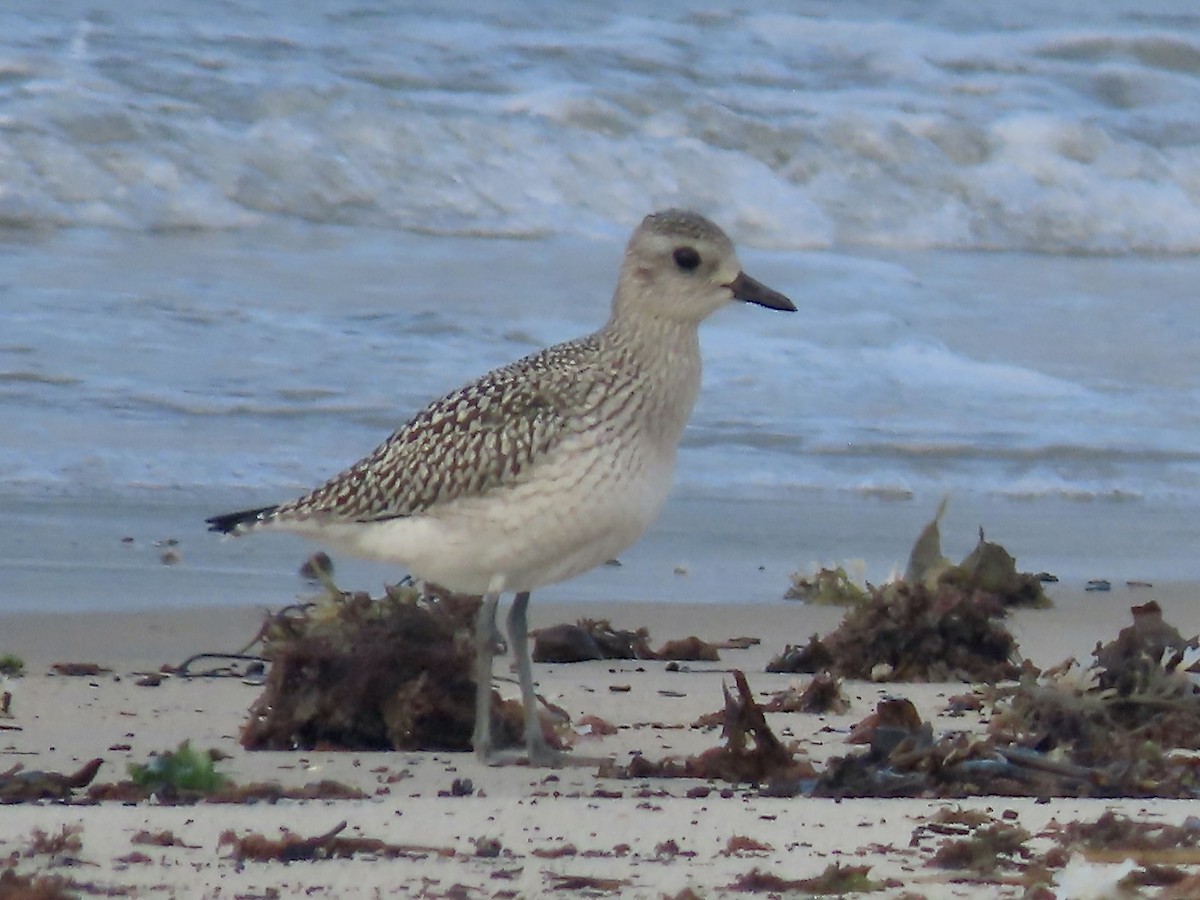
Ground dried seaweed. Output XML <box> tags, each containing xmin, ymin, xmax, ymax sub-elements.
<box><xmin>904</xmin><ymin>499</ymin><xmax>1050</xmax><ymax>610</ymax></box>
<box><xmin>762</xmin><ymin>671</ymin><xmax>850</xmax><ymax>714</ymax></box>
<box><xmin>531</xmin><ymin>619</ymin><xmax>721</xmax><ymax>663</ymax></box>
<box><xmin>806</xmin><ymin>602</ymin><xmax>1200</xmax><ymax>800</ymax></box>
<box><xmin>1053</xmin><ymin>810</ymin><xmax>1200</xmax><ymax>858</ymax></box>
<box><xmin>92</xmin><ymin>778</ymin><xmax>360</xmax><ymax>805</ymax></box>
<box><xmin>815</xmin><ymin>697</ymin><xmax>1098</xmax><ymax>799</ymax></box>
<box><xmin>774</xmin><ymin>504</ymin><xmax>1043</xmax><ymax>684</ymax></box>
<box><xmin>218</xmin><ymin>821</ymin><xmax>456</xmax><ymax>863</ymax></box>
<box><xmin>985</xmin><ymin>602</ymin><xmax>1200</xmax><ymax>795</ymax></box>
<box><xmin>24</xmin><ymin>825</ymin><xmax>84</xmax><ymax>863</ymax></box>
<box><xmin>928</xmin><ymin>822</ymin><xmax>1033</xmax><ymax>873</ymax></box>
<box><xmin>729</xmin><ymin>863</ymin><xmax>889</xmax><ymax>894</ymax></box>
<box><xmin>49</xmin><ymin>663</ymin><xmax>111</xmax><ymax>678</ymax></box>
<box><xmin>544</xmin><ymin>873</ymin><xmax>630</xmax><ymax>892</ymax></box>
<box><xmin>0</xmin><ymin>868</ymin><xmax>79</xmax><ymax>900</ymax></box>
<box><xmin>240</xmin><ymin>584</ymin><xmax>524</xmax><ymax>752</ymax></box>
<box><xmin>785</xmin><ymin>566</ymin><xmax>870</xmax><ymax>605</ymax></box>
<box><xmin>768</xmin><ymin>581</ymin><xmax>1023</xmax><ymax>683</ymax></box>
<box><xmin>0</xmin><ymin>759</ymin><xmax>102</xmax><ymax>804</ymax></box>
<box><xmin>604</xmin><ymin>670</ymin><xmax>814</xmax><ymax>785</ymax></box>
<box><xmin>532</xmin><ymin>620</ymin><xmax>654</xmax><ymax>662</ymax></box>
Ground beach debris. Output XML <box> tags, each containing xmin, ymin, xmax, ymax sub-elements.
<box><xmin>908</xmin><ymin>808</ymin><xmax>1060</xmax><ymax>895</ymax></box>
<box><xmin>762</xmin><ymin>672</ymin><xmax>850</xmax><ymax>715</ymax></box>
<box><xmin>0</xmin><ymin>868</ymin><xmax>78</xmax><ymax>899</ymax></box>
<box><xmin>574</xmin><ymin>713</ymin><xmax>619</xmax><ymax>738</ymax></box>
<box><xmin>545</xmin><ymin>873</ymin><xmax>631</xmax><ymax>892</ymax></box>
<box><xmin>729</xmin><ymin>863</ymin><xmax>890</xmax><ymax>894</ymax></box>
<box><xmin>174</xmin><ymin>652</ymin><xmax>266</xmax><ymax>679</ymax></box>
<box><xmin>655</xmin><ymin>635</ymin><xmax>720</xmax><ymax>661</ymax></box>
<box><xmin>88</xmin><ymin>773</ymin><xmax>368</xmax><ymax>805</ymax></box>
<box><xmin>131</xmin><ymin>829</ymin><xmax>200</xmax><ymax>849</ymax></box>
<box><xmin>767</xmin><ymin>580</ymin><xmax>1024</xmax><ymax>683</ymax></box>
<box><xmin>604</xmin><ymin>670</ymin><xmax>815</xmax><ymax>786</ymax></box>
<box><xmin>49</xmin><ymin>662</ymin><xmax>111</xmax><ymax>677</ymax></box>
<box><xmin>942</xmin><ymin>528</ymin><xmax>1050</xmax><ymax>608</ymax></box>
<box><xmin>720</xmin><ymin>636</ymin><xmax>761</xmax><ymax>650</ymax></box>
<box><xmin>532</xmin><ymin>619</ymin><xmax>654</xmax><ymax>662</ymax></box>
<box><xmin>1044</xmin><ymin>810</ymin><xmax>1200</xmax><ymax>896</ymax></box>
<box><xmin>977</xmin><ymin>602</ymin><xmax>1200</xmax><ymax>797</ymax></box>
<box><xmin>809</xmin><ymin>599</ymin><xmax>1200</xmax><ymax>800</ymax></box>
<box><xmin>0</xmin><ymin>758</ymin><xmax>103</xmax><ymax>803</ymax></box>
<box><xmin>785</xmin><ymin>564</ymin><xmax>870</xmax><ymax>605</ymax></box>
<box><xmin>814</xmin><ymin>696</ymin><xmax>1104</xmax><ymax>799</ymax></box>
<box><xmin>770</xmin><ymin>501</ymin><xmax>1055</xmax><ymax>682</ymax></box>
<box><xmin>531</xmin><ymin>843</ymin><xmax>578</xmax><ymax>859</ymax></box>
<box><xmin>1051</xmin><ymin>810</ymin><xmax>1200</xmax><ymax>863</ymax></box>
<box><xmin>23</xmin><ymin>824</ymin><xmax>84</xmax><ymax>865</ymax></box>
<box><xmin>128</xmin><ymin>741</ymin><xmax>229</xmax><ymax>798</ymax></box>
<box><xmin>905</xmin><ymin>498</ymin><xmax>1054</xmax><ymax>608</ymax></box>
<box><xmin>239</xmin><ymin>583</ymin><xmax>527</xmax><ymax>752</ymax></box>
<box><xmin>0</xmin><ymin>653</ymin><xmax>24</xmax><ymax>677</ymax></box>
<box><xmin>909</xmin><ymin>805</ymin><xmax>996</xmax><ymax>841</ymax></box>
<box><xmin>1092</xmin><ymin>600</ymin><xmax>1189</xmax><ymax>693</ymax></box>
<box><xmin>721</xmin><ymin>835</ymin><xmax>774</xmax><ymax>856</ymax></box>
<box><xmin>905</xmin><ymin>495</ymin><xmax>951</xmax><ymax>585</ymax></box>
<box><xmin>531</xmin><ymin>619</ymin><xmax>721</xmax><ymax>662</ymax></box>
<box><xmin>472</xmin><ymin>836</ymin><xmax>503</xmax><ymax>858</ymax></box>
<box><xmin>298</xmin><ymin>550</ymin><xmax>335</xmax><ymax>582</ymax></box>
<box><xmin>218</xmin><ymin>820</ymin><xmax>456</xmax><ymax>863</ymax></box>
<box><xmin>928</xmin><ymin>820</ymin><xmax>1033</xmax><ymax>873</ymax></box>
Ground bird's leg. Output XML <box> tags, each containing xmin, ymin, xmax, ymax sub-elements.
<box><xmin>472</xmin><ymin>592</ymin><xmax>502</xmax><ymax>762</ymax></box>
<box><xmin>507</xmin><ymin>591</ymin><xmax>566</xmax><ymax>767</ymax></box>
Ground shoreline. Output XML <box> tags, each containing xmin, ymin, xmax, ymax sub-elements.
<box><xmin>5</xmin><ymin>487</ymin><xmax>1200</xmax><ymax>617</ymax></box>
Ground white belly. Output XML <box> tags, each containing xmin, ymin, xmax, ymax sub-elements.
<box><xmin>296</xmin><ymin>437</ymin><xmax>677</xmax><ymax>595</ymax></box>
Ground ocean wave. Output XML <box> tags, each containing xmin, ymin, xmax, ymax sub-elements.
<box><xmin>2</xmin><ymin>5</ymin><xmax>1199</xmax><ymax>252</ymax></box>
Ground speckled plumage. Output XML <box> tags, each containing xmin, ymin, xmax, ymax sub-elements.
<box><xmin>208</xmin><ymin>208</ymin><xmax>795</xmax><ymax>765</ymax></box>
<box><xmin>283</xmin><ymin>338</ymin><xmax>599</xmax><ymax>522</ymax></box>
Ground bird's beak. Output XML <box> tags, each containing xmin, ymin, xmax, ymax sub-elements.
<box><xmin>727</xmin><ymin>271</ymin><xmax>796</xmax><ymax>312</ymax></box>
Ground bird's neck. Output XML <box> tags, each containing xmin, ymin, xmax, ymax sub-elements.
<box><xmin>602</xmin><ymin>311</ymin><xmax>703</xmax><ymax>443</ymax></box>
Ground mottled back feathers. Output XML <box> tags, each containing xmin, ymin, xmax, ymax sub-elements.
<box><xmin>274</xmin><ymin>334</ymin><xmax>606</xmax><ymax>523</ymax></box>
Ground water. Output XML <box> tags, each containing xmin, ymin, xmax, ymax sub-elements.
<box><xmin>3</xmin><ymin>0</ymin><xmax>1200</xmax><ymax>609</ymax></box>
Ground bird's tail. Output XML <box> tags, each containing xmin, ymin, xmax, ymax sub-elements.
<box><xmin>206</xmin><ymin>505</ymin><xmax>279</xmax><ymax>535</ymax></box>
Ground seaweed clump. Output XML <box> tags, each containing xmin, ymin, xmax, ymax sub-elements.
<box><xmin>770</xmin><ymin>501</ymin><xmax>1042</xmax><ymax>682</ymax></box>
<box><xmin>768</xmin><ymin>580</ymin><xmax>1023</xmax><ymax>683</ymax></box>
<box><xmin>240</xmin><ymin>583</ymin><xmax>523</xmax><ymax>752</ymax></box>
<box><xmin>604</xmin><ymin>670</ymin><xmax>815</xmax><ymax>787</ymax></box>
<box><xmin>985</xmin><ymin>601</ymin><xmax>1200</xmax><ymax>795</ymax></box>
<box><xmin>532</xmin><ymin>619</ymin><xmax>722</xmax><ymax>663</ymax></box>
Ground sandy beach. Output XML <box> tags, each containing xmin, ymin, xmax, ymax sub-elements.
<box><xmin>5</xmin><ymin>580</ymin><xmax>1200</xmax><ymax>899</ymax></box>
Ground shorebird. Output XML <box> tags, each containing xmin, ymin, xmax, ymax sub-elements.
<box><xmin>208</xmin><ymin>209</ymin><xmax>794</xmax><ymax>765</ymax></box>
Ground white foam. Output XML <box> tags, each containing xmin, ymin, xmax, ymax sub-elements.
<box><xmin>3</xmin><ymin>6</ymin><xmax>1200</xmax><ymax>252</ymax></box>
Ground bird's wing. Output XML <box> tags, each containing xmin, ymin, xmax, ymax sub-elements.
<box><xmin>274</xmin><ymin>336</ymin><xmax>604</xmax><ymax>523</ymax></box>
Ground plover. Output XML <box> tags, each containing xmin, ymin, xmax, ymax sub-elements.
<box><xmin>208</xmin><ymin>209</ymin><xmax>795</xmax><ymax>765</ymax></box>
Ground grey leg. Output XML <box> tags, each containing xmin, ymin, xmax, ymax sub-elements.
<box><xmin>472</xmin><ymin>592</ymin><xmax>501</xmax><ymax>762</ymax></box>
<box><xmin>507</xmin><ymin>591</ymin><xmax>563</xmax><ymax>766</ymax></box>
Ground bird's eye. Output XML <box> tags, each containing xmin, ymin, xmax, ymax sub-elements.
<box><xmin>672</xmin><ymin>246</ymin><xmax>701</xmax><ymax>272</ymax></box>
